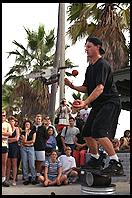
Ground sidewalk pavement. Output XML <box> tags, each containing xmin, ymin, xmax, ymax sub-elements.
<box><xmin>2</xmin><ymin>175</ymin><xmax>130</xmax><ymax>195</ymax></box>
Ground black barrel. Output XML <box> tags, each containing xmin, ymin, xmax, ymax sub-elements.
<box><xmin>80</xmin><ymin>169</ymin><xmax>111</xmax><ymax>187</ymax></box>
<box><xmin>86</xmin><ymin>172</ymin><xmax>111</xmax><ymax>187</ymax></box>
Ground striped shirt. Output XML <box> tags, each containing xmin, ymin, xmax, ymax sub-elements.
<box><xmin>45</xmin><ymin>159</ymin><xmax>62</xmax><ymax>177</ymax></box>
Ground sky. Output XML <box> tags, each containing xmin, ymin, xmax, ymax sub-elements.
<box><xmin>2</xmin><ymin>3</ymin><xmax>130</xmax><ymax>139</ymax></box>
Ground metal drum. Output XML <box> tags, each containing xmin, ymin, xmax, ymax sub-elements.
<box><xmin>80</xmin><ymin>169</ymin><xmax>111</xmax><ymax>187</ymax></box>
<box><xmin>86</xmin><ymin>172</ymin><xmax>111</xmax><ymax>187</ymax></box>
<box><xmin>81</xmin><ymin>184</ymin><xmax>116</xmax><ymax>195</ymax></box>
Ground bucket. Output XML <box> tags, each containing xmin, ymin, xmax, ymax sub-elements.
<box><xmin>81</xmin><ymin>184</ymin><xmax>116</xmax><ymax>195</ymax></box>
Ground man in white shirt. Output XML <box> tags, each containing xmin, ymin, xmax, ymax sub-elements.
<box><xmin>61</xmin><ymin>117</ymin><xmax>80</xmax><ymax>155</ymax></box>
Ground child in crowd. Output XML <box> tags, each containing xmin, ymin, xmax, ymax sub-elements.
<box><xmin>38</xmin><ymin>150</ymin><xmax>67</xmax><ymax>186</ymax></box>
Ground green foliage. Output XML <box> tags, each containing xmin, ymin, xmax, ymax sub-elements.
<box><xmin>67</xmin><ymin>3</ymin><xmax>130</xmax><ymax>70</ymax></box>
<box><xmin>72</xmin><ymin>92</ymin><xmax>81</xmax><ymax>100</ymax></box>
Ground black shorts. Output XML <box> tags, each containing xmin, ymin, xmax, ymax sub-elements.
<box><xmin>2</xmin><ymin>147</ymin><xmax>8</xmax><ymax>153</ymax></box>
<box><xmin>82</xmin><ymin>102</ymin><xmax>121</xmax><ymax>139</ymax></box>
<box><xmin>8</xmin><ymin>144</ymin><xmax>18</xmax><ymax>158</ymax></box>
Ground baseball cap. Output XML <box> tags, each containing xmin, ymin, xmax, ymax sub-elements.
<box><xmin>85</xmin><ymin>36</ymin><xmax>105</xmax><ymax>54</ymax></box>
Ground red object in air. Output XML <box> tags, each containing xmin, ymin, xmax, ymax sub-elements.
<box><xmin>72</xmin><ymin>100</ymin><xmax>80</xmax><ymax>107</ymax></box>
<box><xmin>72</xmin><ymin>70</ymin><xmax>79</xmax><ymax>76</ymax></box>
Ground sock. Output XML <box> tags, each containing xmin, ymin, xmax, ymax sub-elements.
<box><xmin>2</xmin><ymin>177</ymin><xmax>5</xmax><ymax>182</ymax></box>
<box><xmin>91</xmin><ymin>153</ymin><xmax>100</xmax><ymax>159</ymax></box>
<box><xmin>36</xmin><ymin>172</ymin><xmax>40</xmax><ymax>177</ymax></box>
<box><xmin>109</xmin><ymin>154</ymin><xmax>119</xmax><ymax>162</ymax></box>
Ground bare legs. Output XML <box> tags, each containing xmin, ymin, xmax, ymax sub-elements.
<box><xmin>84</xmin><ymin>136</ymin><xmax>116</xmax><ymax>156</ymax></box>
<box><xmin>2</xmin><ymin>153</ymin><xmax>8</xmax><ymax>180</ymax></box>
<box><xmin>84</xmin><ymin>137</ymin><xmax>99</xmax><ymax>154</ymax></box>
<box><xmin>38</xmin><ymin>175</ymin><xmax>67</xmax><ymax>187</ymax></box>
<box><xmin>6</xmin><ymin>158</ymin><xmax>17</xmax><ymax>185</ymax></box>
<box><xmin>97</xmin><ymin>137</ymin><xmax>116</xmax><ymax>156</ymax></box>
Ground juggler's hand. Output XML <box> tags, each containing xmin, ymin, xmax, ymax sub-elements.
<box><xmin>72</xmin><ymin>100</ymin><xmax>86</xmax><ymax>110</ymax></box>
<box><xmin>64</xmin><ymin>78</ymin><xmax>72</xmax><ymax>87</ymax></box>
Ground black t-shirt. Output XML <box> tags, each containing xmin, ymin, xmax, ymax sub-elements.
<box><xmin>33</xmin><ymin>125</ymin><xmax>48</xmax><ymax>151</ymax></box>
<box><xmin>21</xmin><ymin>130</ymin><xmax>36</xmax><ymax>141</ymax></box>
<box><xmin>83</xmin><ymin>57</ymin><xmax>120</xmax><ymax>107</ymax></box>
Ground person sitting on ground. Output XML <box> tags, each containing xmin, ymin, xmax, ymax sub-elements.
<box><xmin>58</xmin><ymin>146</ymin><xmax>78</xmax><ymax>184</ymax></box>
<box><xmin>119</xmin><ymin>130</ymin><xmax>130</xmax><ymax>151</ymax></box>
<box><xmin>38</xmin><ymin>150</ymin><xmax>67</xmax><ymax>187</ymax></box>
<box><xmin>111</xmin><ymin>138</ymin><xmax>120</xmax><ymax>153</ymax></box>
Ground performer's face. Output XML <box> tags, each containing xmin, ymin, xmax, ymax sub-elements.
<box><xmin>85</xmin><ymin>42</ymin><xmax>100</xmax><ymax>58</ymax></box>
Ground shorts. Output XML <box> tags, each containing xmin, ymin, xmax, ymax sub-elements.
<box><xmin>8</xmin><ymin>144</ymin><xmax>18</xmax><ymax>158</ymax></box>
<box><xmin>35</xmin><ymin>150</ymin><xmax>45</xmax><ymax>161</ymax></box>
<box><xmin>2</xmin><ymin>146</ymin><xmax>8</xmax><ymax>153</ymax></box>
<box><xmin>48</xmin><ymin>175</ymin><xmax>57</xmax><ymax>181</ymax></box>
<box><xmin>82</xmin><ymin>102</ymin><xmax>121</xmax><ymax>139</ymax></box>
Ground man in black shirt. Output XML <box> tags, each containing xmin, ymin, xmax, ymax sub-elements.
<box><xmin>33</xmin><ymin>114</ymin><xmax>47</xmax><ymax>180</ymax></box>
<box><xmin>64</xmin><ymin>37</ymin><xmax>123</xmax><ymax>176</ymax></box>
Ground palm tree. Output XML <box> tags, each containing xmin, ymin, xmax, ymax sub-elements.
<box><xmin>4</xmin><ymin>24</ymin><xmax>75</xmax><ymax>120</ymax></box>
<box><xmin>4</xmin><ymin>25</ymin><xmax>55</xmax><ymax>117</ymax></box>
<box><xmin>67</xmin><ymin>3</ymin><xmax>130</xmax><ymax>71</ymax></box>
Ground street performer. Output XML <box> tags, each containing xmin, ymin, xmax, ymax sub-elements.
<box><xmin>64</xmin><ymin>36</ymin><xmax>124</xmax><ymax>176</ymax></box>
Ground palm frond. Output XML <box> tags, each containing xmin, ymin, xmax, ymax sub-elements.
<box><xmin>72</xmin><ymin>92</ymin><xmax>81</xmax><ymax>100</ymax></box>
<box><xmin>67</xmin><ymin>3</ymin><xmax>85</xmax><ymax>23</ymax></box>
<box><xmin>12</xmin><ymin>40</ymin><xmax>27</xmax><ymax>51</ymax></box>
<box><xmin>38</xmin><ymin>25</ymin><xmax>45</xmax><ymax>41</ymax></box>
<box><xmin>7</xmin><ymin>51</ymin><xmax>21</xmax><ymax>58</ymax></box>
<box><xmin>4</xmin><ymin>75</ymin><xmax>22</xmax><ymax>84</ymax></box>
<box><xmin>119</xmin><ymin>8</ymin><xmax>130</xmax><ymax>30</ymax></box>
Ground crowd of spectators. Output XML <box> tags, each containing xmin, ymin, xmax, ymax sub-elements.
<box><xmin>2</xmin><ymin>101</ymin><xmax>130</xmax><ymax>188</ymax></box>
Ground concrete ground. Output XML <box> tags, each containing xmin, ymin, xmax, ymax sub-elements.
<box><xmin>2</xmin><ymin>175</ymin><xmax>130</xmax><ymax>195</ymax></box>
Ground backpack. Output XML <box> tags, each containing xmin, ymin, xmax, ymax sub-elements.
<box><xmin>54</xmin><ymin>113</ymin><xmax>60</xmax><ymax>125</ymax></box>
<box><xmin>56</xmin><ymin>126</ymin><xmax>68</xmax><ymax>151</ymax></box>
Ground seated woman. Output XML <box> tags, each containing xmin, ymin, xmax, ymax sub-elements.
<box><xmin>119</xmin><ymin>130</ymin><xmax>130</xmax><ymax>151</ymax></box>
<box><xmin>38</xmin><ymin>150</ymin><xmax>67</xmax><ymax>187</ymax></box>
<box><xmin>111</xmin><ymin>138</ymin><xmax>120</xmax><ymax>153</ymax></box>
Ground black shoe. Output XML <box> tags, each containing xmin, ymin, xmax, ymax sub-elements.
<box><xmin>98</xmin><ymin>152</ymin><xmax>107</xmax><ymax>168</ymax></box>
<box><xmin>101</xmin><ymin>159</ymin><xmax>124</xmax><ymax>176</ymax></box>
<box><xmin>2</xmin><ymin>181</ymin><xmax>10</xmax><ymax>187</ymax></box>
<box><xmin>23</xmin><ymin>180</ymin><xmax>30</xmax><ymax>185</ymax></box>
<box><xmin>28</xmin><ymin>176</ymin><xmax>32</xmax><ymax>183</ymax></box>
<box><xmin>35</xmin><ymin>176</ymin><xmax>40</xmax><ymax>184</ymax></box>
<box><xmin>31</xmin><ymin>180</ymin><xmax>39</xmax><ymax>185</ymax></box>
<box><xmin>84</xmin><ymin>155</ymin><xmax>105</xmax><ymax>170</ymax></box>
